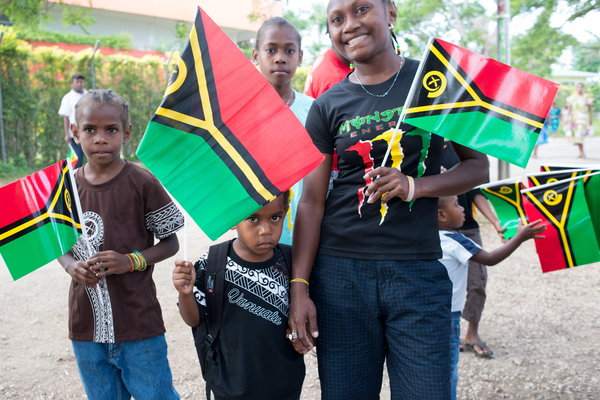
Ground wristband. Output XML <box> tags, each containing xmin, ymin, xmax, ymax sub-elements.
<box><xmin>126</xmin><ymin>251</ymin><xmax>147</xmax><ymax>272</ymax></box>
<box><xmin>290</xmin><ymin>278</ymin><xmax>309</xmax><ymax>286</ymax></box>
<box><xmin>404</xmin><ymin>175</ymin><xmax>415</xmax><ymax>202</ymax></box>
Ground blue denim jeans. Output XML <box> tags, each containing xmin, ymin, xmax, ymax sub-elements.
<box><xmin>72</xmin><ymin>334</ymin><xmax>179</xmax><ymax>400</ymax></box>
<box><xmin>450</xmin><ymin>311</ymin><xmax>462</xmax><ymax>400</ymax></box>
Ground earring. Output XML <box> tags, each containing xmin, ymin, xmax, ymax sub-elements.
<box><xmin>389</xmin><ymin>23</ymin><xmax>394</xmax><ymax>30</ymax></box>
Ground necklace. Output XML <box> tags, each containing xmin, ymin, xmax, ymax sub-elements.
<box><xmin>354</xmin><ymin>55</ymin><xmax>405</xmax><ymax>98</ymax></box>
<box><xmin>285</xmin><ymin>90</ymin><xmax>294</xmax><ymax>106</ymax></box>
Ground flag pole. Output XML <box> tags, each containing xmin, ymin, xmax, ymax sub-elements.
<box><xmin>67</xmin><ymin>160</ymin><xmax>104</xmax><ymax>307</ymax></box>
<box><xmin>521</xmin><ymin>171</ymin><xmax>600</xmax><ymax>194</ymax></box>
<box><xmin>381</xmin><ymin>37</ymin><xmax>434</xmax><ymax>169</ymax></box>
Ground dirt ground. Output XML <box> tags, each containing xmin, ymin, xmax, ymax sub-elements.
<box><xmin>1</xmin><ymin>138</ymin><xmax>600</xmax><ymax>399</ymax></box>
<box><xmin>1</xmin><ymin>215</ymin><xmax>599</xmax><ymax>399</ymax></box>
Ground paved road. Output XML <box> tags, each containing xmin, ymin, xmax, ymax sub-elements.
<box><xmin>488</xmin><ymin>136</ymin><xmax>600</xmax><ymax>181</ymax></box>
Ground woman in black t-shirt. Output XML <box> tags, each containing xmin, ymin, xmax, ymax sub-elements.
<box><xmin>288</xmin><ymin>1</ymin><xmax>489</xmax><ymax>399</ymax></box>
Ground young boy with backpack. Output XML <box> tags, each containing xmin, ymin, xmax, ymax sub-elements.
<box><xmin>172</xmin><ymin>191</ymin><xmax>304</xmax><ymax>400</ymax></box>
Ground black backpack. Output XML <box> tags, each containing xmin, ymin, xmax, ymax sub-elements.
<box><xmin>191</xmin><ymin>240</ymin><xmax>293</xmax><ymax>400</ymax></box>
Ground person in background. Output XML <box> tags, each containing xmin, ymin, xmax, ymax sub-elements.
<box><xmin>58</xmin><ymin>73</ymin><xmax>86</xmax><ymax>168</ymax></box>
<box><xmin>252</xmin><ymin>16</ymin><xmax>314</xmax><ymax>245</ymax></box>
<box><xmin>441</xmin><ymin>141</ymin><xmax>504</xmax><ymax>358</ymax></box>
<box><xmin>565</xmin><ymin>82</ymin><xmax>594</xmax><ymax>158</ymax></box>
<box><xmin>303</xmin><ymin>40</ymin><xmax>352</xmax><ymax>99</ymax></box>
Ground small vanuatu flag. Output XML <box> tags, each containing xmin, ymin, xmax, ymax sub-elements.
<box><xmin>0</xmin><ymin>159</ymin><xmax>83</xmax><ymax>280</ymax></box>
<box><xmin>402</xmin><ymin>38</ymin><xmax>559</xmax><ymax>168</ymax></box>
<box><xmin>538</xmin><ymin>165</ymin><xmax>600</xmax><ymax>248</ymax></box>
<box><xmin>522</xmin><ymin>176</ymin><xmax>600</xmax><ymax>273</ymax></box>
<box><xmin>136</xmin><ymin>7</ymin><xmax>323</xmax><ymax>240</ymax></box>
<box><xmin>478</xmin><ymin>177</ymin><xmax>527</xmax><ymax>240</ymax></box>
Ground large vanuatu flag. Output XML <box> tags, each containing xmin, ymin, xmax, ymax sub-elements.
<box><xmin>402</xmin><ymin>38</ymin><xmax>559</xmax><ymax>168</ymax></box>
<box><xmin>522</xmin><ymin>177</ymin><xmax>600</xmax><ymax>273</ymax></box>
<box><xmin>137</xmin><ymin>7</ymin><xmax>323</xmax><ymax>240</ymax></box>
<box><xmin>0</xmin><ymin>160</ymin><xmax>82</xmax><ymax>280</ymax></box>
<box><xmin>478</xmin><ymin>177</ymin><xmax>527</xmax><ymax>239</ymax></box>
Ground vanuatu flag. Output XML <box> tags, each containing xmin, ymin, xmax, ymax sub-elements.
<box><xmin>522</xmin><ymin>177</ymin><xmax>600</xmax><ymax>273</ymax></box>
<box><xmin>478</xmin><ymin>177</ymin><xmax>527</xmax><ymax>239</ymax></box>
<box><xmin>136</xmin><ymin>7</ymin><xmax>323</xmax><ymax>240</ymax></box>
<box><xmin>0</xmin><ymin>160</ymin><xmax>83</xmax><ymax>280</ymax></box>
<box><xmin>402</xmin><ymin>38</ymin><xmax>559</xmax><ymax>168</ymax></box>
<box><xmin>538</xmin><ymin>165</ymin><xmax>600</xmax><ymax>248</ymax></box>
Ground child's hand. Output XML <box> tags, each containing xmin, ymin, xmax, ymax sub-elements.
<box><xmin>88</xmin><ymin>251</ymin><xmax>131</xmax><ymax>276</ymax></box>
<box><xmin>515</xmin><ymin>219</ymin><xmax>546</xmax><ymax>241</ymax></box>
<box><xmin>64</xmin><ymin>259</ymin><xmax>100</xmax><ymax>287</ymax></box>
<box><xmin>173</xmin><ymin>260</ymin><xmax>195</xmax><ymax>296</ymax></box>
<box><xmin>493</xmin><ymin>221</ymin><xmax>507</xmax><ymax>241</ymax></box>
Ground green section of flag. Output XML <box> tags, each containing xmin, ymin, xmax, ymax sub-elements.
<box><xmin>482</xmin><ymin>192</ymin><xmax>520</xmax><ymax>239</ymax></box>
<box><xmin>584</xmin><ymin>174</ymin><xmax>600</xmax><ymax>248</ymax></box>
<box><xmin>137</xmin><ymin>121</ymin><xmax>261</xmax><ymax>240</ymax></box>
<box><xmin>404</xmin><ymin>111</ymin><xmax>536</xmax><ymax>168</ymax></box>
<box><xmin>1</xmin><ymin>222</ymin><xmax>79</xmax><ymax>280</ymax></box>
<box><xmin>567</xmin><ymin>181</ymin><xmax>600</xmax><ymax>266</ymax></box>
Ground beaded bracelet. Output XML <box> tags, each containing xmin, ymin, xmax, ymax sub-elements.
<box><xmin>290</xmin><ymin>278</ymin><xmax>309</xmax><ymax>286</ymax></box>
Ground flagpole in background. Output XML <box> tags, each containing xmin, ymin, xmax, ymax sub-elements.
<box><xmin>497</xmin><ymin>0</ymin><xmax>511</xmax><ymax>180</ymax></box>
<box><xmin>67</xmin><ymin>161</ymin><xmax>104</xmax><ymax>307</ymax></box>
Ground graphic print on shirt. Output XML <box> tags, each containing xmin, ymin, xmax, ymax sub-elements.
<box><xmin>195</xmin><ymin>254</ymin><xmax>290</xmax><ymax>326</ymax></box>
<box><xmin>341</xmin><ymin>106</ymin><xmax>432</xmax><ymax>224</ymax></box>
<box><xmin>72</xmin><ymin>211</ymin><xmax>115</xmax><ymax>343</ymax></box>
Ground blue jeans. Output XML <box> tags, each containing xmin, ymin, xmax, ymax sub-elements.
<box><xmin>72</xmin><ymin>334</ymin><xmax>179</xmax><ymax>400</ymax></box>
<box><xmin>450</xmin><ymin>311</ymin><xmax>462</xmax><ymax>400</ymax></box>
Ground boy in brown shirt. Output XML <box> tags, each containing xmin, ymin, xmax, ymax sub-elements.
<box><xmin>59</xmin><ymin>89</ymin><xmax>184</xmax><ymax>400</ymax></box>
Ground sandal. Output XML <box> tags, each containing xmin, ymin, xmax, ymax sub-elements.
<box><xmin>464</xmin><ymin>341</ymin><xmax>493</xmax><ymax>358</ymax></box>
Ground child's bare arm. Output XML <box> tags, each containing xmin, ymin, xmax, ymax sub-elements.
<box><xmin>89</xmin><ymin>234</ymin><xmax>180</xmax><ymax>277</ymax></box>
<box><xmin>473</xmin><ymin>193</ymin><xmax>506</xmax><ymax>240</ymax></box>
<box><xmin>471</xmin><ymin>219</ymin><xmax>546</xmax><ymax>266</ymax></box>
<box><xmin>173</xmin><ymin>260</ymin><xmax>201</xmax><ymax>327</ymax></box>
<box><xmin>58</xmin><ymin>252</ymin><xmax>100</xmax><ymax>287</ymax></box>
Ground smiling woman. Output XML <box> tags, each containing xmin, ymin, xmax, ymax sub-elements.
<box><xmin>288</xmin><ymin>0</ymin><xmax>489</xmax><ymax>399</ymax></box>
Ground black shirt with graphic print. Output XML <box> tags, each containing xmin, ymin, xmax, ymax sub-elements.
<box><xmin>306</xmin><ymin>58</ymin><xmax>444</xmax><ymax>260</ymax></box>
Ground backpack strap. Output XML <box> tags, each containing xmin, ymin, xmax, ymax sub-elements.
<box><xmin>204</xmin><ymin>240</ymin><xmax>231</xmax><ymax>400</ymax></box>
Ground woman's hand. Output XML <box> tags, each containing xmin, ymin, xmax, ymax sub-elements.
<box><xmin>288</xmin><ymin>286</ymin><xmax>319</xmax><ymax>354</ymax></box>
<box><xmin>364</xmin><ymin>166</ymin><xmax>411</xmax><ymax>204</ymax></box>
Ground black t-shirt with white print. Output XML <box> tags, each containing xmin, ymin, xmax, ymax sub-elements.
<box><xmin>306</xmin><ymin>58</ymin><xmax>444</xmax><ymax>260</ymax></box>
<box><xmin>192</xmin><ymin>240</ymin><xmax>304</xmax><ymax>400</ymax></box>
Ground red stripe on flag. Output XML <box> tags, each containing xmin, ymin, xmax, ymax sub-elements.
<box><xmin>0</xmin><ymin>163</ymin><xmax>61</xmax><ymax>227</ymax></box>
<box><xmin>200</xmin><ymin>7</ymin><xmax>320</xmax><ymax>191</ymax></box>
<box><xmin>435</xmin><ymin>38</ymin><xmax>559</xmax><ymax>118</ymax></box>
<box><xmin>522</xmin><ymin>193</ymin><xmax>568</xmax><ymax>273</ymax></box>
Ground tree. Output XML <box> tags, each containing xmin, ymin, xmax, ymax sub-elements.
<box><xmin>0</xmin><ymin>0</ymin><xmax>94</xmax><ymax>34</ymax></box>
<box><xmin>573</xmin><ymin>37</ymin><xmax>600</xmax><ymax>72</ymax></box>
<box><xmin>395</xmin><ymin>0</ymin><xmax>496</xmax><ymax>58</ymax></box>
<box><xmin>511</xmin><ymin>10</ymin><xmax>577</xmax><ymax>77</ymax></box>
<box><xmin>283</xmin><ymin>4</ymin><xmax>328</xmax><ymax>62</ymax></box>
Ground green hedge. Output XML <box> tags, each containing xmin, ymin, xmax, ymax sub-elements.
<box><xmin>0</xmin><ymin>26</ymin><xmax>173</xmax><ymax>168</ymax></box>
<box><xmin>0</xmin><ymin>26</ymin><xmax>313</xmax><ymax>170</ymax></box>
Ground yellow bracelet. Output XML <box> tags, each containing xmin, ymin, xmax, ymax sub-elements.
<box><xmin>290</xmin><ymin>278</ymin><xmax>309</xmax><ymax>286</ymax></box>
